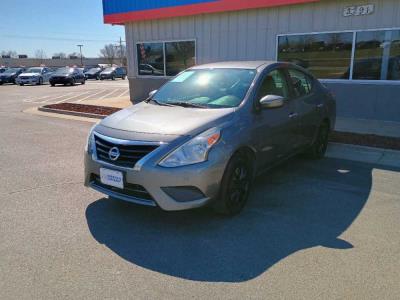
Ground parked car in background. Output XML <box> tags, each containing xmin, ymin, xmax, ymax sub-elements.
<box><xmin>16</xmin><ymin>67</ymin><xmax>53</xmax><ymax>86</ymax></box>
<box><xmin>49</xmin><ymin>67</ymin><xmax>86</xmax><ymax>86</ymax></box>
<box><xmin>0</xmin><ymin>67</ymin><xmax>8</xmax><ymax>73</ymax></box>
<box><xmin>84</xmin><ymin>67</ymin><xmax>103</xmax><ymax>80</ymax></box>
<box><xmin>139</xmin><ymin>64</ymin><xmax>164</xmax><ymax>76</ymax></box>
<box><xmin>100</xmin><ymin>67</ymin><xmax>127</xmax><ymax>80</ymax></box>
<box><xmin>0</xmin><ymin>67</ymin><xmax>25</xmax><ymax>85</ymax></box>
<box><xmin>84</xmin><ymin>61</ymin><xmax>336</xmax><ymax>215</ymax></box>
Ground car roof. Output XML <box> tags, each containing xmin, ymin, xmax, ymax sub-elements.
<box><xmin>190</xmin><ymin>61</ymin><xmax>277</xmax><ymax>71</ymax></box>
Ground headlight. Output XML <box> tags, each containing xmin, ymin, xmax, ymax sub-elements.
<box><xmin>159</xmin><ymin>127</ymin><xmax>221</xmax><ymax>168</ymax></box>
<box><xmin>85</xmin><ymin>124</ymin><xmax>97</xmax><ymax>155</ymax></box>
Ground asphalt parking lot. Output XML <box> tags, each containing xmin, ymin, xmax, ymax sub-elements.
<box><xmin>1</xmin><ymin>84</ymin><xmax>400</xmax><ymax>299</ymax></box>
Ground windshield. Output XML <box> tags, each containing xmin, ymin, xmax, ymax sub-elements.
<box><xmin>27</xmin><ymin>68</ymin><xmax>42</xmax><ymax>73</ymax></box>
<box><xmin>103</xmin><ymin>67</ymin><xmax>115</xmax><ymax>72</ymax></box>
<box><xmin>54</xmin><ymin>67</ymin><xmax>74</xmax><ymax>75</ymax></box>
<box><xmin>152</xmin><ymin>69</ymin><xmax>257</xmax><ymax>108</ymax></box>
<box><xmin>4</xmin><ymin>68</ymin><xmax>21</xmax><ymax>74</ymax></box>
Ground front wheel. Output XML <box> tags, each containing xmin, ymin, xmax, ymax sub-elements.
<box><xmin>37</xmin><ymin>77</ymin><xmax>43</xmax><ymax>85</ymax></box>
<box><xmin>19</xmin><ymin>83</ymin><xmax>24</xmax><ymax>86</ymax></box>
<box><xmin>81</xmin><ymin>79</ymin><xmax>85</xmax><ymax>85</ymax></box>
<box><xmin>305</xmin><ymin>122</ymin><xmax>330</xmax><ymax>159</ymax></box>
<box><xmin>213</xmin><ymin>153</ymin><xmax>253</xmax><ymax>216</ymax></box>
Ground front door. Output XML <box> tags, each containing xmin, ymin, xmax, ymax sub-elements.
<box><xmin>253</xmin><ymin>68</ymin><xmax>300</xmax><ymax>168</ymax></box>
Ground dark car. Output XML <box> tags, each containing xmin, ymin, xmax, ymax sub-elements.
<box><xmin>49</xmin><ymin>67</ymin><xmax>86</xmax><ymax>86</ymax></box>
<box><xmin>84</xmin><ymin>61</ymin><xmax>336</xmax><ymax>215</ymax></box>
<box><xmin>0</xmin><ymin>68</ymin><xmax>25</xmax><ymax>85</ymax></box>
<box><xmin>0</xmin><ymin>67</ymin><xmax>8</xmax><ymax>74</ymax></box>
<box><xmin>84</xmin><ymin>67</ymin><xmax>103</xmax><ymax>80</ymax></box>
<box><xmin>100</xmin><ymin>67</ymin><xmax>127</xmax><ymax>80</ymax></box>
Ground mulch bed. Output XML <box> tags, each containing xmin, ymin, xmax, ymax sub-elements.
<box><xmin>43</xmin><ymin>103</ymin><xmax>121</xmax><ymax>116</ymax></box>
<box><xmin>42</xmin><ymin>102</ymin><xmax>400</xmax><ymax>151</ymax></box>
<box><xmin>329</xmin><ymin>131</ymin><xmax>400</xmax><ymax>151</ymax></box>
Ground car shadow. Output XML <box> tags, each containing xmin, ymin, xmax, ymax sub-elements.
<box><xmin>85</xmin><ymin>157</ymin><xmax>399</xmax><ymax>282</ymax></box>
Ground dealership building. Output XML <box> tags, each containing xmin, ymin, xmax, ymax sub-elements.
<box><xmin>103</xmin><ymin>0</ymin><xmax>400</xmax><ymax>122</ymax></box>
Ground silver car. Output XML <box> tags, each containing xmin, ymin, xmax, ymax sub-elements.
<box><xmin>84</xmin><ymin>61</ymin><xmax>336</xmax><ymax>215</ymax></box>
<box><xmin>16</xmin><ymin>67</ymin><xmax>53</xmax><ymax>85</ymax></box>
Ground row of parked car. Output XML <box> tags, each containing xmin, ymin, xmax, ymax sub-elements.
<box><xmin>0</xmin><ymin>66</ymin><xmax>127</xmax><ymax>86</ymax></box>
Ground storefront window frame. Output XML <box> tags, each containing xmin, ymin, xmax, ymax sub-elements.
<box><xmin>276</xmin><ymin>27</ymin><xmax>400</xmax><ymax>85</ymax></box>
<box><xmin>135</xmin><ymin>39</ymin><xmax>196</xmax><ymax>78</ymax></box>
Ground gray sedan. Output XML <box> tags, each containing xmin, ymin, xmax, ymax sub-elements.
<box><xmin>84</xmin><ymin>61</ymin><xmax>336</xmax><ymax>215</ymax></box>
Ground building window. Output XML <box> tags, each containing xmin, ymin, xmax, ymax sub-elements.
<box><xmin>278</xmin><ymin>32</ymin><xmax>353</xmax><ymax>79</ymax></box>
<box><xmin>137</xmin><ymin>43</ymin><xmax>164</xmax><ymax>76</ymax></box>
<box><xmin>278</xmin><ymin>29</ymin><xmax>400</xmax><ymax>82</ymax></box>
<box><xmin>354</xmin><ymin>30</ymin><xmax>400</xmax><ymax>80</ymax></box>
<box><xmin>137</xmin><ymin>40</ymin><xmax>195</xmax><ymax>77</ymax></box>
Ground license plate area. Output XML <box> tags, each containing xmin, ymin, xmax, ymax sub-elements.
<box><xmin>100</xmin><ymin>168</ymin><xmax>124</xmax><ymax>189</ymax></box>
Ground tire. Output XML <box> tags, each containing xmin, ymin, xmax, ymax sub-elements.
<box><xmin>81</xmin><ymin>79</ymin><xmax>85</xmax><ymax>85</ymax></box>
<box><xmin>20</xmin><ymin>83</ymin><xmax>24</xmax><ymax>86</ymax></box>
<box><xmin>96</xmin><ymin>76</ymin><xmax>100</xmax><ymax>80</ymax></box>
<box><xmin>213</xmin><ymin>153</ymin><xmax>253</xmax><ymax>216</ymax></box>
<box><xmin>305</xmin><ymin>122</ymin><xmax>330</xmax><ymax>159</ymax></box>
<box><xmin>37</xmin><ymin>77</ymin><xmax>43</xmax><ymax>85</ymax></box>
<box><xmin>111</xmin><ymin>76</ymin><xmax>115</xmax><ymax>81</ymax></box>
<box><xmin>51</xmin><ymin>83</ymin><xmax>55</xmax><ymax>87</ymax></box>
<box><xmin>71</xmin><ymin>79</ymin><xmax>76</xmax><ymax>86</ymax></box>
<box><xmin>122</xmin><ymin>75</ymin><xmax>126</xmax><ymax>80</ymax></box>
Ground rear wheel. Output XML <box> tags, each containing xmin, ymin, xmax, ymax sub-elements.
<box><xmin>81</xmin><ymin>79</ymin><xmax>85</xmax><ymax>85</ymax></box>
<box><xmin>122</xmin><ymin>75</ymin><xmax>126</xmax><ymax>80</ymax></box>
<box><xmin>71</xmin><ymin>79</ymin><xmax>76</xmax><ymax>86</ymax></box>
<box><xmin>19</xmin><ymin>83</ymin><xmax>24</xmax><ymax>86</ymax></box>
<box><xmin>305</xmin><ymin>122</ymin><xmax>330</xmax><ymax>159</ymax></box>
<box><xmin>111</xmin><ymin>75</ymin><xmax>115</xmax><ymax>81</ymax></box>
<box><xmin>213</xmin><ymin>153</ymin><xmax>253</xmax><ymax>216</ymax></box>
<box><xmin>51</xmin><ymin>83</ymin><xmax>55</xmax><ymax>87</ymax></box>
<box><xmin>37</xmin><ymin>77</ymin><xmax>43</xmax><ymax>85</ymax></box>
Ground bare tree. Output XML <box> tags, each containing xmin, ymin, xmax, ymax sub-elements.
<box><xmin>99</xmin><ymin>44</ymin><xmax>118</xmax><ymax>65</ymax></box>
<box><xmin>1</xmin><ymin>50</ymin><xmax>18</xmax><ymax>58</ymax></box>
<box><xmin>35</xmin><ymin>49</ymin><xmax>47</xmax><ymax>64</ymax></box>
<box><xmin>116</xmin><ymin>44</ymin><xmax>127</xmax><ymax>66</ymax></box>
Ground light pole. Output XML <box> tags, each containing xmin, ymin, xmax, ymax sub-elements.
<box><xmin>77</xmin><ymin>44</ymin><xmax>84</xmax><ymax>66</ymax></box>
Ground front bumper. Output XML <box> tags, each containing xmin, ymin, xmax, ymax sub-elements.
<box><xmin>84</xmin><ymin>137</ymin><xmax>229</xmax><ymax>211</ymax></box>
<box><xmin>0</xmin><ymin>77</ymin><xmax>13</xmax><ymax>83</ymax></box>
<box><xmin>16</xmin><ymin>77</ymin><xmax>39</xmax><ymax>84</ymax></box>
<box><xmin>50</xmin><ymin>78</ymin><xmax>71</xmax><ymax>85</ymax></box>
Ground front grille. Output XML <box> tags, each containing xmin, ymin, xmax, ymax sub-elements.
<box><xmin>94</xmin><ymin>134</ymin><xmax>159</xmax><ymax>168</ymax></box>
<box><xmin>91</xmin><ymin>174</ymin><xmax>155</xmax><ymax>202</ymax></box>
<box><xmin>20</xmin><ymin>76</ymin><xmax>30</xmax><ymax>80</ymax></box>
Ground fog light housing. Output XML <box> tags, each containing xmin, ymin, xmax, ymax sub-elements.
<box><xmin>162</xmin><ymin>186</ymin><xmax>206</xmax><ymax>202</ymax></box>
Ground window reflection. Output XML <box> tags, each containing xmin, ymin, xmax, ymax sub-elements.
<box><xmin>165</xmin><ymin>41</ymin><xmax>195</xmax><ymax>76</ymax></box>
<box><xmin>137</xmin><ymin>43</ymin><xmax>165</xmax><ymax>76</ymax></box>
<box><xmin>278</xmin><ymin>33</ymin><xmax>353</xmax><ymax>79</ymax></box>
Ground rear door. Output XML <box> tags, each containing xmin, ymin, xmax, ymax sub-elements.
<box><xmin>287</xmin><ymin>68</ymin><xmax>321</xmax><ymax>147</ymax></box>
<box><xmin>254</xmin><ymin>68</ymin><xmax>300</xmax><ymax>168</ymax></box>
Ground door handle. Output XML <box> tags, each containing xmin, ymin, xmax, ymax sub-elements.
<box><xmin>317</xmin><ymin>103</ymin><xmax>324</xmax><ymax>108</ymax></box>
<box><xmin>289</xmin><ymin>112</ymin><xmax>298</xmax><ymax>119</ymax></box>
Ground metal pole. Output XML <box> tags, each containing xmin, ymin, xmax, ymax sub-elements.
<box><xmin>77</xmin><ymin>44</ymin><xmax>83</xmax><ymax>66</ymax></box>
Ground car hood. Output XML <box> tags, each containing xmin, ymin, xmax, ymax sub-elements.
<box><xmin>19</xmin><ymin>72</ymin><xmax>40</xmax><ymax>77</ymax></box>
<box><xmin>0</xmin><ymin>73</ymin><xmax>15</xmax><ymax>77</ymax></box>
<box><xmin>100</xmin><ymin>102</ymin><xmax>235</xmax><ymax>136</ymax></box>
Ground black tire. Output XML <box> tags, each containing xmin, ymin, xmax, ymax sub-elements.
<box><xmin>37</xmin><ymin>77</ymin><xmax>43</xmax><ymax>85</ymax></box>
<box><xmin>51</xmin><ymin>83</ymin><xmax>55</xmax><ymax>87</ymax></box>
<box><xmin>96</xmin><ymin>75</ymin><xmax>100</xmax><ymax>80</ymax></box>
<box><xmin>111</xmin><ymin>76</ymin><xmax>115</xmax><ymax>81</ymax></box>
<box><xmin>213</xmin><ymin>153</ymin><xmax>253</xmax><ymax>216</ymax></box>
<box><xmin>20</xmin><ymin>83</ymin><xmax>24</xmax><ymax>86</ymax></box>
<box><xmin>305</xmin><ymin>122</ymin><xmax>330</xmax><ymax>159</ymax></box>
<box><xmin>0</xmin><ymin>82</ymin><xmax>3</xmax><ymax>85</ymax></box>
<box><xmin>71</xmin><ymin>79</ymin><xmax>76</xmax><ymax>86</ymax></box>
<box><xmin>122</xmin><ymin>75</ymin><xmax>126</xmax><ymax>80</ymax></box>
<box><xmin>81</xmin><ymin>79</ymin><xmax>85</xmax><ymax>85</ymax></box>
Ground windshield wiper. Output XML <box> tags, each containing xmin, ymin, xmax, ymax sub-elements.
<box><xmin>145</xmin><ymin>98</ymin><xmax>173</xmax><ymax>106</ymax></box>
<box><xmin>167</xmin><ymin>101</ymin><xmax>208</xmax><ymax>108</ymax></box>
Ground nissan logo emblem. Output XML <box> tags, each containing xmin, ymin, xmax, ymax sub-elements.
<box><xmin>108</xmin><ymin>147</ymin><xmax>120</xmax><ymax>161</ymax></box>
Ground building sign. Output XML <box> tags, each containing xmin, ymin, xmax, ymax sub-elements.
<box><xmin>343</xmin><ymin>4</ymin><xmax>374</xmax><ymax>17</ymax></box>
<box><xmin>103</xmin><ymin>0</ymin><xmax>320</xmax><ymax>24</ymax></box>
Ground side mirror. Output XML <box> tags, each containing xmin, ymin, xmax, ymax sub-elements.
<box><xmin>148</xmin><ymin>90</ymin><xmax>157</xmax><ymax>98</ymax></box>
<box><xmin>259</xmin><ymin>95</ymin><xmax>285</xmax><ymax>109</ymax></box>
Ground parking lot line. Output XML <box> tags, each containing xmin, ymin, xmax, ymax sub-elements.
<box><xmin>55</xmin><ymin>91</ymin><xmax>94</xmax><ymax>104</ymax></box>
<box><xmin>39</xmin><ymin>92</ymin><xmax>77</xmax><ymax>103</ymax></box>
<box><xmin>97</xmin><ymin>89</ymin><xmax>120</xmax><ymax>100</ymax></box>
<box><xmin>75</xmin><ymin>89</ymin><xmax>108</xmax><ymax>102</ymax></box>
<box><xmin>115</xmin><ymin>89</ymin><xmax>129</xmax><ymax>98</ymax></box>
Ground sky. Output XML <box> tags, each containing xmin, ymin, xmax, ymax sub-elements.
<box><xmin>0</xmin><ymin>0</ymin><xmax>125</xmax><ymax>58</ymax></box>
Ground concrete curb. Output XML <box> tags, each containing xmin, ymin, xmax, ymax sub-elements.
<box><xmin>38</xmin><ymin>107</ymin><xmax>106</xmax><ymax>119</ymax></box>
<box><xmin>326</xmin><ymin>143</ymin><xmax>400</xmax><ymax>168</ymax></box>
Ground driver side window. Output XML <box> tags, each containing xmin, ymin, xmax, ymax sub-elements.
<box><xmin>257</xmin><ymin>69</ymin><xmax>289</xmax><ymax>100</ymax></box>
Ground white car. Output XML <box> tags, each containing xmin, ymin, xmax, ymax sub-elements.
<box><xmin>16</xmin><ymin>67</ymin><xmax>53</xmax><ymax>86</ymax></box>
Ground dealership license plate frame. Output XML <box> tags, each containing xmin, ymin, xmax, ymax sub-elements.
<box><xmin>100</xmin><ymin>168</ymin><xmax>124</xmax><ymax>189</ymax></box>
